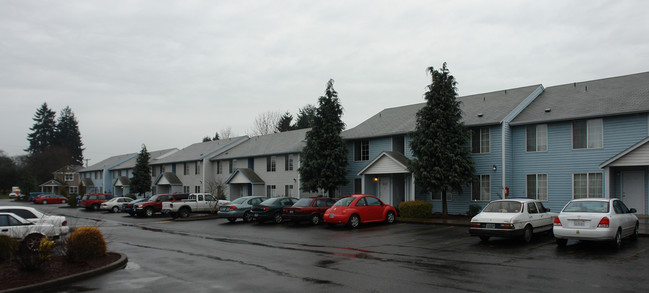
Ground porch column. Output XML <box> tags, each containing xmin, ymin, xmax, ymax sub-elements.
<box><xmin>604</xmin><ymin>166</ymin><xmax>611</xmax><ymax>199</ymax></box>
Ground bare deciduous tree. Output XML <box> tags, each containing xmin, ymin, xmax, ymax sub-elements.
<box><xmin>251</xmin><ymin>111</ymin><xmax>282</xmax><ymax>136</ymax></box>
<box><xmin>219</xmin><ymin>127</ymin><xmax>234</xmax><ymax>139</ymax></box>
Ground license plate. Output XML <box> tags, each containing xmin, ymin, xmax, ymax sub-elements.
<box><xmin>329</xmin><ymin>214</ymin><xmax>334</xmax><ymax>218</ymax></box>
<box><xmin>486</xmin><ymin>224</ymin><xmax>495</xmax><ymax>229</ymax></box>
<box><xmin>254</xmin><ymin>213</ymin><xmax>259</xmax><ymax>217</ymax></box>
<box><xmin>289</xmin><ymin>211</ymin><xmax>294</xmax><ymax>214</ymax></box>
<box><xmin>573</xmin><ymin>220</ymin><xmax>586</xmax><ymax>227</ymax></box>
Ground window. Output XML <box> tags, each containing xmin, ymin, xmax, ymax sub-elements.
<box><xmin>354</xmin><ymin>178</ymin><xmax>362</xmax><ymax>194</ymax></box>
<box><xmin>365</xmin><ymin>196</ymin><xmax>382</xmax><ymax>206</ymax></box>
<box><xmin>194</xmin><ymin>186</ymin><xmax>201</xmax><ymax>193</ymax></box>
<box><xmin>573</xmin><ymin>173</ymin><xmax>603</xmax><ymax>199</ymax></box>
<box><xmin>471</xmin><ymin>128</ymin><xmax>490</xmax><ymax>153</ymax></box>
<box><xmin>69</xmin><ymin>186</ymin><xmax>78</xmax><ymax>194</ymax></box>
<box><xmin>195</xmin><ymin>161</ymin><xmax>201</xmax><ymax>175</ymax></box>
<box><xmin>184</xmin><ymin>186</ymin><xmax>190</xmax><ymax>193</ymax></box>
<box><xmin>284</xmin><ymin>185</ymin><xmax>294</xmax><ymax>196</ymax></box>
<box><xmin>285</xmin><ymin>155</ymin><xmax>294</xmax><ymax>171</ymax></box>
<box><xmin>160</xmin><ymin>165</ymin><xmax>165</xmax><ymax>174</ymax></box>
<box><xmin>354</xmin><ymin>140</ymin><xmax>369</xmax><ymax>161</ymax></box>
<box><xmin>472</xmin><ymin>175</ymin><xmax>490</xmax><ymax>201</ymax></box>
<box><xmin>151</xmin><ymin>167</ymin><xmax>156</xmax><ymax>177</ymax></box>
<box><xmin>217</xmin><ymin>161</ymin><xmax>222</xmax><ymax>174</ymax></box>
<box><xmin>526</xmin><ymin>174</ymin><xmax>548</xmax><ymax>201</ymax></box>
<box><xmin>184</xmin><ymin>163</ymin><xmax>189</xmax><ymax>175</ymax></box>
<box><xmin>526</xmin><ymin>124</ymin><xmax>548</xmax><ymax>152</ymax></box>
<box><xmin>228</xmin><ymin>160</ymin><xmax>234</xmax><ymax>174</ymax></box>
<box><xmin>267</xmin><ymin>156</ymin><xmax>276</xmax><ymax>172</ymax></box>
<box><xmin>573</xmin><ymin>119</ymin><xmax>603</xmax><ymax>149</ymax></box>
<box><xmin>267</xmin><ymin>185</ymin><xmax>276</xmax><ymax>197</ymax></box>
<box><xmin>432</xmin><ymin>190</ymin><xmax>452</xmax><ymax>201</ymax></box>
<box><xmin>64</xmin><ymin>173</ymin><xmax>74</xmax><ymax>182</ymax></box>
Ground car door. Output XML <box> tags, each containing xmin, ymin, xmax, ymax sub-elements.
<box><xmin>0</xmin><ymin>214</ymin><xmax>30</xmax><ymax>239</ymax></box>
<box><xmin>526</xmin><ymin>202</ymin><xmax>543</xmax><ymax>229</ymax></box>
<box><xmin>614</xmin><ymin>200</ymin><xmax>636</xmax><ymax>236</ymax></box>
<box><xmin>534</xmin><ymin>202</ymin><xmax>553</xmax><ymax>231</ymax></box>
<box><xmin>205</xmin><ymin>195</ymin><xmax>218</xmax><ymax>210</ymax></box>
<box><xmin>364</xmin><ymin>196</ymin><xmax>385</xmax><ymax>222</ymax></box>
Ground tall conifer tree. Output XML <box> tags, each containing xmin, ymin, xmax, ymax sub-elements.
<box><xmin>55</xmin><ymin>106</ymin><xmax>84</xmax><ymax>165</ymax></box>
<box><xmin>130</xmin><ymin>145</ymin><xmax>152</xmax><ymax>197</ymax></box>
<box><xmin>26</xmin><ymin>103</ymin><xmax>57</xmax><ymax>154</ymax></box>
<box><xmin>409</xmin><ymin>63</ymin><xmax>474</xmax><ymax>215</ymax></box>
<box><xmin>299</xmin><ymin>79</ymin><xmax>348</xmax><ymax>197</ymax></box>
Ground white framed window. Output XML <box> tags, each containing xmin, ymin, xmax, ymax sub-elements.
<box><xmin>526</xmin><ymin>124</ymin><xmax>548</xmax><ymax>152</ymax></box>
<box><xmin>354</xmin><ymin>140</ymin><xmax>369</xmax><ymax>161</ymax></box>
<box><xmin>472</xmin><ymin>128</ymin><xmax>490</xmax><ymax>153</ymax></box>
<box><xmin>64</xmin><ymin>173</ymin><xmax>74</xmax><ymax>182</ymax></box>
<box><xmin>285</xmin><ymin>155</ymin><xmax>294</xmax><ymax>171</ymax></box>
<box><xmin>285</xmin><ymin>185</ymin><xmax>294</xmax><ymax>197</ymax></box>
<box><xmin>184</xmin><ymin>163</ymin><xmax>189</xmax><ymax>175</ymax></box>
<box><xmin>69</xmin><ymin>186</ymin><xmax>78</xmax><ymax>194</ymax></box>
<box><xmin>432</xmin><ymin>190</ymin><xmax>453</xmax><ymax>201</ymax></box>
<box><xmin>267</xmin><ymin>185</ymin><xmax>276</xmax><ymax>197</ymax></box>
<box><xmin>573</xmin><ymin>119</ymin><xmax>603</xmax><ymax>149</ymax></box>
<box><xmin>183</xmin><ymin>186</ymin><xmax>190</xmax><ymax>193</ymax></box>
<box><xmin>573</xmin><ymin>173</ymin><xmax>603</xmax><ymax>199</ymax></box>
<box><xmin>267</xmin><ymin>156</ymin><xmax>276</xmax><ymax>172</ymax></box>
<box><xmin>472</xmin><ymin>175</ymin><xmax>490</xmax><ymax>201</ymax></box>
<box><xmin>526</xmin><ymin>174</ymin><xmax>548</xmax><ymax>201</ymax></box>
<box><xmin>195</xmin><ymin>161</ymin><xmax>201</xmax><ymax>175</ymax></box>
<box><xmin>194</xmin><ymin>186</ymin><xmax>201</xmax><ymax>193</ymax></box>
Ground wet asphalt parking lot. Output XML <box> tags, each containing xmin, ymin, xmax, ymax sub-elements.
<box><xmin>3</xmin><ymin>199</ymin><xmax>649</xmax><ymax>293</ymax></box>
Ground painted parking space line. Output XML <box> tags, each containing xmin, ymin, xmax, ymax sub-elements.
<box><xmin>525</xmin><ymin>240</ymin><xmax>555</xmax><ymax>251</ymax></box>
<box><xmin>628</xmin><ymin>248</ymin><xmax>647</xmax><ymax>259</ymax></box>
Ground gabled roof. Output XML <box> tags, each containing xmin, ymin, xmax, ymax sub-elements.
<box><xmin>152</xmin><ymin>136</ymin><xmax>249</xmax><ymax>165</ymax></box>
<box><xmin>511</xmin><ymin>71</ymin><xmax>649</xmax><ymax>125</ymax></box>
<box><xmin>39</xmin><ymin>179</ymin><xmax>64</xmax><ymax>187</ymax></box>
<box><xmin>212</xmin><ymin>129</ymin><xmax>309</xmax><ymax>160</ymax></box>
<box><xmin>114</xmin><ymin>176</ymin><xmax>130</xmax><ymax>186</ymax></box>
<box><xmin>225</xmin><ymin>168</ymin><xmax>265</xmax><ymax>185</ymax></box>
<box><xmin>342</xmin><ymin>85</ymin><xmax>543</xmax><ymax>139</ymax></box>
<box><xmin>358</xmin><ymin>151</ymin><xmax>411</xmax><ymax>175</ymax></box>
<box><xmin>82</xmin><ymin>178</ymin><xmax>94</xmax><ymax>187</ymax></box>
<box><xmin>153</xmin><ymin>172</ymin><xmax>183</xmax><ymax>186</ymax></box>
<box><xmin>80</xmin><ymin>153</ymin><xmax>137</xmax><ymax>172</ymax></box>
<box><xmin>112</xmin><ymin>148</ymin><xmax>179</xmax><ymax>170</ymax></box>
<box><xmin>600</xmin><ymin>136</ymin><xmax>649</xmax><ymax>168</ymax></box>
<box><xmin>53</xmin><ymin>165</ymin><xmax>83</xmax><ymax>174</ymax></box>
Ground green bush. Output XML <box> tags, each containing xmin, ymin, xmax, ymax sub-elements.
<box><xmin>67</xmin><ymin>195</ymin><xmax>78</xmax><ymax>207</ymax></box>
<box><xmin>0</xmin><ymin>235</ymin><xmax>18</xmax><ymax>262</ymax></box>
<box><xmin>66</xmin><ymin>227</ymin><xmax>107</xmax><ymax>263</ymax></box>
<box><xmin>398</xmin><ymin>201</ymin><xmax>433</xmax><ymax>218</ymax></box>
<box><xmin>467</xmin><ymin>204</ymin><xmax>482</xmax><ymax>218</ymax></box>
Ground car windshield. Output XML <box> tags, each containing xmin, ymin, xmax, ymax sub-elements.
<box><xmin>292</xmin><ymin>198</ymin><xmax>312</xmax><ymax>207</ymax></box>
<box><xmin>333</xmin><ymin>197</ymin><xmax>354</xmax><ymax>207</ymax></box>
<box><xmin>482</xmin><ymin>201</ymin><xmax>522</xmax><ymax>213</ymax></box>
<box><xmin>231</xmin><ymin>197</ymin><xmax>250</xmax><ymax>204</ymax></box>
<box><xmin>563</xmin><ymin>201</ymin><xmax>609</xmax><ymax>213</ymax></box>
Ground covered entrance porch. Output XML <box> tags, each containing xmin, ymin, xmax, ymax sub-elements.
<box><xmin>601</xmin><ymin>137</ymin><xmax>649</xmax><ymax>215</ymax></box>
<box><xmin>225</xmin><ymin>168</ymin><xmax>265</xmax><ymax>200</ymax></box>
<box><xmin>357</xmin><ymin>151</ymin><xmax>414</xmax><ymax>207</ymax></box>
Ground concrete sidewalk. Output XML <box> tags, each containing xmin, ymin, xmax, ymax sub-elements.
<box><xmin>398</xmin><ymin>215</ymin><xmax>649</xmax><ymax>236</ymax></box>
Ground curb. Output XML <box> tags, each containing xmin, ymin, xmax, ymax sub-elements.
<box><xmin>1</xmin><ymin>252</ymin><xmax>128</xmax><ymax>293</ymax></box>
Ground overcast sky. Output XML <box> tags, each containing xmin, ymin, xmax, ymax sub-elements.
<box><xmin>1</xmin><ymin>0</ymin><xmax>648</xmax><ymax>165</ymax></box>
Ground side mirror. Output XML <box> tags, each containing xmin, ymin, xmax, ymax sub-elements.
<box><xmin>630</xmin><ymin>208</ymin><xmax>637</xmax><ymax>213</ymax></box>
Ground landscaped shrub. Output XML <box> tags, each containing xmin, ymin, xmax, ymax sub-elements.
<box><xmin>66</xmin><ymin>227</ymin><xmax>107</xmax><ymax>263</ymax></box>
<box><xmin>67</xmin><ymin>195</ymin><xmax>78</xmax><ymax>207</ymax></box>
<box><xmin>39</xmin><ymin>237</ymin><xmax>55</xmax><ymax>261</ymax></box>
<box><xmin>0</xmin><ymin>235</ymin><xmax>17</xmax><ymax>262</ymax></box>
<box><xmin>398</xmin><ymin>201</ymin><xmax>433</xmax><ymax>218</ymax></box>
<box><xmin>467</xmin><ymin>204</ymin><xmax>482</xmax><ymax>218</ymax></box>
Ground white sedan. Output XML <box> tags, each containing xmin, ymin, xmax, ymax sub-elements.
<box><xmin>101</xmin><ymin>197</ymin><xmax>133</xmax><ymax>213</ymax></box>
<box><xmin>553</xmin><ymin>198</ymin><xmax>639</xmax><ymax>248</ymax></box>
<box><xmin>469</xmin><ymin>198</ymin><xmax>557</xmax><ymax>243</ymax></box>
<box><xmin>0</xmin><ymin>212</ymin><xmax>59</xmax><ymax>251</ymax></box>
<box><xmin>0</xmin><ymin>206</ymin><xmax>69</xmax><ymax>238</ymax></box>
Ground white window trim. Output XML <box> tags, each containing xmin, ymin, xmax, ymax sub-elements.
<box><xmin>526</xmin><ymin>174</ymin><xmax>548</xmax><ymax>201</ymax></box>
<box><xmin>572</xmin><ymin>172</ymin><xmax>603</xmax><ymax>199</ymax></box>
<box><xmin>572</xmin><ymin>118</ymin><xmax>604</xmax><ymax>150</ymax></box>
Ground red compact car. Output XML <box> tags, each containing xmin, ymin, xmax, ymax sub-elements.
<box><xmin>323</xmin><ymin>194</ymin><xmax>397</xmax><ymax>228</ymax></box>
<box><xmin>282</xmin><ymin>197</ymin><xmax>338</xmax><ymax>225</ymax></box>
<box><xmin>34</xmin><ymin>194</ymin><xmax>68</xmax><ymax>205</ymax></box>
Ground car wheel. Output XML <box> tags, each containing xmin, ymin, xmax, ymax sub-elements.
<box><xmin>61</xmin><ymin>200</ymin><xmax>67</xmax><ymax>204</ymax></box>
<box><xmin>145</xmin><ymin>207</ymin><xmax>154</xmax><ymax>217</ymax></box>
<box><xmin>385</xmin><ymin>211</ymin><xmax>395</xmax><ymax>224</ymax></box>
<box><xmin>22</xmin><ymin>234</ymin><xmax>43</xmax><ymax>252</ymax></box>
<box><xmin>170</xmin><ymin>212</ymin><xmax>178</xmax><ymax>219</ymax></box>
<box><xmin>479</xmin><ymin>235</ymin><xmax>490</xmax><ymax>242</ymax></box>
<box><xmin>92</xmin><ymin>204</ymin><xmax>100</xmax><ymax>211</ymax></box>
<box><xmin>522</xmin><ymin>225</ymin><xmax>533</xmax><ymax>243</ymax></box>
<box><xmin>112</xmin><ymin>206</ymin><xmax>120</xmax><ymax>213</ymax></box>
<box><xmin>129</xmin><ymin>212</ymin><xmax>135</xmax><ymax>217</ymax></box>
<box><xmin>273</xmin><ymin>213</ymin><xmax>283</xmax><ymax>224</ymax></box>
<box><xmin>556</xmin><ymin>238</ymin><xmax>568</xmax><ymax>247</ymax></box>
<box><xmin>243</xmin><ymin>212</ymin><xmax>253</xmax><ymax>222</ymax></box>
<box><xmin>311</xmin><ymin>214</ymin><xmax>320</xmax><ymax>225</ymax></box>
<box><xmin>631</xmin><ymin>222</ymin><xmax>639</xmax><ymax>241</ymax></box>
<box><xmin>227</xmin><ymin>217</ymin><xmax>237</xmax><ymax>223</ymax></box>
<box><xmin>613</xmin><ymin>228</ymin><xmax>622</xmax><ymax>249</ymax></box>
<box><xmin>179</xmin><ymin>207</ymin><xmax>190</xmax><ymax>218</ymax></box>
<box><xmin>348</xmin><ymin>214</ymin><xmax>360</xmax><ymax>228</ymax></box>
<box><xmin>42</xmin><ymin>200</ymin><xmax>48</xmax><ymax>205</ymax></box>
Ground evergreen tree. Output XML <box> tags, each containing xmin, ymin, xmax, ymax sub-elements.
<box><xmin>26</xmin><ymin>103</ymin><xmax>57</xmax><ymax>154</ymax></box>
<box><xmin>276</xmin><ymin>112</ymin><xmax>293</xmax><ymax>132</ymax></box>
<box><xmin>299</xmin><ymin>79</ymin><xmax>348</xmax><ymax>197</ymax></box>
<box><xmin>54</xmin><ymin>106</ymin><xmax>84</xmax><ymax>165</ymax></box>
<box><xmin>292</xmin><ymin>104</ymin><xmax>316</xmax><ymax>130</ymax></box>
<box><xmin>408</xmin><ymin>63</ymin><xmax>474</xmax><ymax>216</ymax></box>
<box><xmin>130</xmin><ymin>145</ymin><xmax>152</xmax><ymax>197</ymax></box>
<box><xmin>202</xmin><ymin>136</ymin><xmax>212</xmax><ymax>142</ymax></box>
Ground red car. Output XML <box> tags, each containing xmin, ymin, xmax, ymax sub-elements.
<box><xmin>134</xmin><ymin>193</ymin><xmax>189</xmax><ymax>217</ymax></box>
<box><xmin>323</xmin><ymin>194</ymin><xmax>397</xmax><ymax>228</ymax></box>
<box><xmin>80</xmin><ymin>193</ymin><xmax>114</xmax><ymax>210</ymax></box>
<box><xmin>282</xmin><ymin>197</ymin><xmax>338</xmax><ymax>225</ymax></box>
<box><xmin>34</xmin><ymin>194</ymin><xmax>68</xmax><ymax>205</ymax></box>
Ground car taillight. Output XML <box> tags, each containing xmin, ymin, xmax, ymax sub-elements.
<box><xmin>553</xmin><ymin>217</ymin><xmax>562</xmax><ymax>226</ymax></box>
<box><xmin>470</xmin><ymin>222</ymin><xmax>481</xmax><ymax>228</ymax></box>
<box><xmin>229</xmin><ymin>206</ymin><xmax>237</xmax><ymax>210</ymax></box>
<box><xmin>62</xmin><ymin>220</ymin><xmax>67</xmax><ymax>226</ymax></box>
<box><xmin>264</xmin><ymin>207</ymin><xmax>269</xmax><ymax>211</ymax></box>
<box><xmin>499</xmin><ymin>224</ymin><xmax>514</xmax><ymax>229</ymax></box>
<box><xmin>597</xmin><ymin>217</ymin><xmax>610</xmax><ymax>228</ymax></box>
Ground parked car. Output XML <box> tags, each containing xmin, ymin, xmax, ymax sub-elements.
<box><xmin>218</xmin><ymin>196</ymin><xmax>266</xmax><ymax>222</ymax></box>
<box><xmin>323</xmin><ymin>194</ymin><xmax>397</xmax><ymax>228</ymax></box>
<box><xmin>162</xmin><ymin>193</ymin><xmax>230</xmax><ymax>219</ymax></box>
<box><xmin>134</xmin><ymin>193</ymin><xmax>189</xmax><ymax>217</ymax></box>
<box><xmin>100</xmin><ymin>197</ymin><xmax>133</xmax><ymax>213</ymax></box>
<box><xmin>553</xmin><ymin>198</ymin><xmax>639</xmax><ymax>248</ymax></box>
<box><xmin>80</xmin><ymin>193</ymin><xmax>114</xmax><ymax>210</ymax></box>
<box><xmin>282</xmin><ymin>197</ymin><xmax>338</xmax><ymax>225</ymax></box>
<box><xmin>0</xmin><ymin>206</ymin><xmax>69</xmax><ymax>239</ymax></box>
<box><xmin>33</xmin><ymin>194</ymin><xmax>68</xmax><ymax>205</ymax></box>
<box><xmin>251</xmin><ymin>197</ymin><xmax>299</xmax><ymax>224</ymax></box>
<box><xmin>27</xmin><ymin>192</ymin><xmax>47</xmax><ymax>202</ymax></box>
<box><xmin>469</xmin><ymin>198</ymin><xmax>556</xmax><ymax>243</ymax></box>
<box><xmin>122</xmin><ymin>198</ymin><xmax>148</xmax><ymax>216</ymax></box>
<box><xmin>0</xmin><ymin>212</ymin><xmax>60</xmax><ymax>251</ymax></box>
<box><xmin>9</xmin><ymin>186</ymin><xmax>21</xmax><ymax>199</ymax></box>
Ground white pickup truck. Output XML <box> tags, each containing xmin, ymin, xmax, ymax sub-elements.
<box><xmin>161</xmin><ymin>193</ymin><xmax>230</xmax><ymax>219</ymax></box>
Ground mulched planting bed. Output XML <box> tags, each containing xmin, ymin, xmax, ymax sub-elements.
<box><xmin>0</xmin><ymin>252</ymin><xmax>120</xmax><ymax>291</ymax></box>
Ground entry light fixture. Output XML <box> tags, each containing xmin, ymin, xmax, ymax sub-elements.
<box><xmin>492</xmin><ymin>165</ymin><xmax>497</xmax><ymax>172</ymax></box>
<box><xmin>373</xmin><ymin>177</ymin><xmax>379</xmax><ymax>182</ymax></box>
